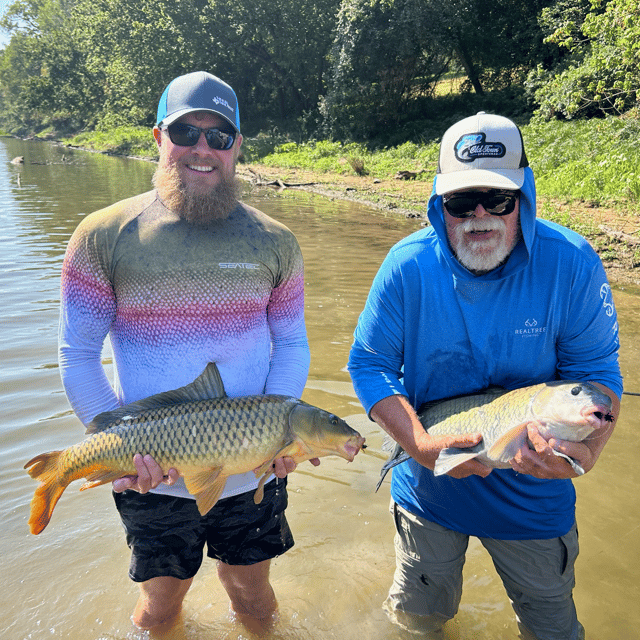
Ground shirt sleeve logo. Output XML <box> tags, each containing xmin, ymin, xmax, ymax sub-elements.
<box><xmin>600</xmin><ymin>283</ymin><xmax>614</xmax><ymax>317</ymax></box>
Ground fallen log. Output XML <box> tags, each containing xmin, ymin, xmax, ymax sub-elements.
<box><xmin>599</xmin><ymin>225</ymin><xmax>640</xmax><ymax>246</ymax></box>
<box><xmin>243</xmin><ymin>169</ymin><xmax>316</xmax><ymax>189</ymax></box>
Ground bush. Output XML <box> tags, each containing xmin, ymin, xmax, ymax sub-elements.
<box><xmin>524</xmin><ymin>112</ymin><xmax>640</xmax><ymax>203</ymax></box>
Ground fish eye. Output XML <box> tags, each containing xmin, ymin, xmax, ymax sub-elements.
<box><xmin>329</xmin><ymin>415</ymin><xmax>339</xmax><ymax>425</ymax></box>
<box><xmin>571</xmin><ymin>386</ymin><xmax>582</xmax><ymax>396</ymax></box>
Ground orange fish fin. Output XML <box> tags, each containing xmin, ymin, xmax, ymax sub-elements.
<box><xmin>253</xmin><ymin>438</ymin><xmax>309</xmax><ymax>479</ymax></box>
<box><xmin>23</xmin><ymin>451</ymin><xmax>68</xmax><ymax>535</ymax></box>
<box><xmin>486</xmin><ymin>424</ymin><xmax>528</xmax><ymax>462</ymax></box>
<box><xmin>253</xmin><ymin>471</ymin><xmax>272</xmax><ymax>504</ymax></box>
<box><xmin>183</xmin><ymin>468</ymin><xmax>225</xmax><ymax>515</ymax></box>
<box><xmin>79</xmin><ymin>469</ymin><xmax>125</xmax><ymax>491</ymax></box>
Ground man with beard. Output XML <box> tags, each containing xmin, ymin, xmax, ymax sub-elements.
<box><xmin>348</xmin><ymin>113</ymin><xmax>622</xmax><ymax>639</ymax></box>
<box><xmin>58</xmin><ymin>72</ymin><xmax>312</xmax><ymax>635</ymax></box>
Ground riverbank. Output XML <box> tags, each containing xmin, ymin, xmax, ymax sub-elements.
<box><xmin>11</xmin><ymin>131</ymin><xmax>639</xmax><ymax>290</ymax></box>
<box><xmin>238</xmin><ymin>162</ymin><xmax>640</xmax><ymax>291</ymax></box>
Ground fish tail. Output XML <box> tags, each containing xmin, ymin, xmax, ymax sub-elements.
<box><xmin>24</xmin><ymin>451</ymin><xmax>69</xmax><ymax>535</ymax></box>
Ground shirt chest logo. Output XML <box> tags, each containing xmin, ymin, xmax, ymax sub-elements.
<box><xmin>514</xmin><ymin>318</ymin><xmax>547</xmax><ymax>337</ymax></box>
<box><xmin>218</xmin><ymin>263</ymin><xmax>260</xmax><ymax>270</ymax></box>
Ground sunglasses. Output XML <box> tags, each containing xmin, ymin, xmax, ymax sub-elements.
<box><xmin>162</xmin><ymin>122</ymin><xmax>236</xmax><ymax>150</ymax></box>
<box><xmin>443</xmin><ymin>190</ymin><xmax>519</xmax><ymax>218</ymax></box>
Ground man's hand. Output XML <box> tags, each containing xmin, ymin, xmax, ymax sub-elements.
<box><xmin>271</xmin><ymin>456</ymin><xmax>321</xmax><ymax>479</ymax></box>
<box><xmin>510</xmin><ymin>422</ymin><xmax>591</xmax><ymax>479</ymax></box>
<box><xmin>415</xmin><ymin>430</ymin><xmax>491</xmax><ymax>479</ymax></box>
<box><xmin>371</xmin><ymin>394</ymin><xmax>491</xmax><ymax>479</ymax></box>
<box><xmin>112</xmin><ymin>454</ymin><xmax>180</xmax><ymax>493</ymax></box>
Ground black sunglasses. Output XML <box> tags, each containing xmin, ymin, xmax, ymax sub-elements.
<box><xmin>443</xmin><ymin>190</ymin><xmax>519</xmax><ymax>218</ymax></box>
<box><xmin>162</xmin><ymin>122</ymin><xmax>236</xmax><ymax>150</ymax></box>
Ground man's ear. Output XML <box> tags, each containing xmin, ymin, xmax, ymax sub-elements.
<box><xmin>153</xmin><ymin>126</ymin><xmax>162</xmax><ymax>148</ymax></box>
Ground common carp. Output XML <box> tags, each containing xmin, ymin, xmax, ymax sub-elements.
<box><xmin>25</xmin><ymin>363</ymin><xmax>365</xmax><ymax>534</ymax></box>
<box><xmin>377</xmin><ymin>381</ymin><xmax>613</xmax><ymax>489</ymax></box>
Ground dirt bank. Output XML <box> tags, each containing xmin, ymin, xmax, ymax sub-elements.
<box><xmin>239</xmin><ymin>164</ymin><xmax>640</xmax><ymax>292</ymax></box>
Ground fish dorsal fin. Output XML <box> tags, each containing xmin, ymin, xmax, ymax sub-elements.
<box><xmin>86</xmin><ymin>363</ymin><xmax>227</xmax><ymax>434</ymax></box>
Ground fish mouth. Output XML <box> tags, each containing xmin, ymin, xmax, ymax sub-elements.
<box><xmin>341</xmin><ymin>435</ymin><xmax>366</xmax><ymax>461</ymax></box>
<box><xmin>584</xmin><ymin>404</ymin><xmax>615</xmax><ymax>429</ymax></box>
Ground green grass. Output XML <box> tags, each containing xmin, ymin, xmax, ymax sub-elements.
<box><xmin>243</xmin><ymin>112</ymin><xmax>640</xmax><ymax>209</ymax></box>
<box><xmin>243</xmin><ymin>138</ymin><xmax>439</xmax><ymax>182</ymax></box>
<box><xmin>524</xmin><ymin>114</ymin><xmax>640</xmax><ymax>206</ymax></box>
<box><xmin>67</xmin><ymin>126</ymin><xmax>158</xmax><ymax>158</ymax></box>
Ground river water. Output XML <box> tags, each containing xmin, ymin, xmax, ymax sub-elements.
<box><xmin>1</xmin><ymin>137</ymin><xmax>639</xmax><ymax>640</ymax></box>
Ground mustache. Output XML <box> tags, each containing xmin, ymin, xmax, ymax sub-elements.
<box><xmin>457</xmin><ymin>217</ymin><xmax>506</xmax><ymax>233</ymax></box>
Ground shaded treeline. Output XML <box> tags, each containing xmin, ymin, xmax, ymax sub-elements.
<box><xmin>0</xmin><ymin>0</ymin><xmax>638</xmax><ymax>144</ymax></box>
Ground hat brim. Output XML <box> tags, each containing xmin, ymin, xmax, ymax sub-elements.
<box><xmin>160</xmin><ymin>108</ymin><xmax>240</xmax><ymax>133</ymax></box>
<box><xmin>435</xmin><ymin>168</ymin><xmax>524</xmax><ymax>195</ymax></box>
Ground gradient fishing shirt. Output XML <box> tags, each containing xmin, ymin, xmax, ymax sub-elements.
<box><xmin>59</xmin><ymin>190</ymin><xmax>310</xmax><ymax>500</ymax></box>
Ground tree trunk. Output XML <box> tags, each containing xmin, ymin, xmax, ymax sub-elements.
<box><xmin>454</xmin><ymin>42</ymin><xmax>484</xmax><ymax>95</ymax></box>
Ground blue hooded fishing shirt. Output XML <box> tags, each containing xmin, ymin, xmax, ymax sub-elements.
<box><xmin>348</xmin><ymin>168</ymin><xmax>622</xmax><ymax>539</ymax></box>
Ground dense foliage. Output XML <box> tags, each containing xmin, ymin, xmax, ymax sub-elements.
<box><xmin>321</xmin><ymin>0</ymin><xmax>558</xmax><ymax>141</ymax></box>
<box><xmin>526</xmin><ymin>0</ymin><xmax>640</xmax><ymax>119</ymax></box>
<box><xmin>0</xmin><ymin>0</ymin><xmax>638</xmax><ymax>141</ymax></box>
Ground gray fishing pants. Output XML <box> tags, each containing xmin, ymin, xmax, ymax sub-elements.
<box><xmin>385</xmin><ymin>501</ymin><xmax>584</xmax><ymax>640</ymax></box>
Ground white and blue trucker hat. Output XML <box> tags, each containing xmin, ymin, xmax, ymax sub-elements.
<box><xmin>156</xmin><ymin>71</ymin><xmax>241</xmax><ymax>133</ymax></box>
<box><xmin>435</xmin><ymin>112</ymin><xmax>528</xmax><ymax>195</ymax></box>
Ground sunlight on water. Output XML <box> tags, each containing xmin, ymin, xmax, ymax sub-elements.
<box><xmin>1</xmin><ymin>137</ymin><xmax>639</xmax><ymax>640</ymax></box>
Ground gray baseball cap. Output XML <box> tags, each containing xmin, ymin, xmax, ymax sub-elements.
<box><xmin>435</xmin><ymin>112</ymin><xmax>528</xmax><ymax>195</ymax></box>
<box><xmin>156</xmin><ymin>71</ymin><xmax>241</xmax><ymax>133</ymax></box>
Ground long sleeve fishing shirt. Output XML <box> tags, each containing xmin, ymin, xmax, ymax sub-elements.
<box><xmin>59</xmin><ymin>190</ymin><xmax>310</xmax><ymax>501</ymax></box>
<box><xmin>348</xmin><ymin>167</ymin><xmax>623</xmax><ymax>539</ymax></box>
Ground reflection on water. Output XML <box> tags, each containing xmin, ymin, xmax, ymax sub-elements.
<box><xmin>1</xmin><ymin>137</ymin><xmax>639</xmax><ymax>640</ymax></box>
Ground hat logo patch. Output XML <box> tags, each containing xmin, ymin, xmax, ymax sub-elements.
<box><xmin>455</xmin><ymin>133</ymin><xmax>506</xmax><ymax>163</ymax></box>
<box><xmin>212</xmin><ymin>96</ymin><xmax>232</xmax><ymax>112</ymax></box>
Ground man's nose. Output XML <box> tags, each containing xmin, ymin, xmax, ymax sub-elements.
<box><xmin>473</xmin><ymin>203</ymin><xmax>491</xmax><ymax>218</ymax></box>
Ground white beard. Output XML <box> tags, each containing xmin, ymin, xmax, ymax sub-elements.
<box><xmin>449</xmin><ymin>216</ymin><xmax>516</xmax><ymax>274</ymax></box>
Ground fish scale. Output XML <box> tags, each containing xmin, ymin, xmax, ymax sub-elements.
<box><xmin>24</xmin><ymin>363</ymin><xmax>366</xmax><ymax>534</ymax></box>
<box><xmin>72</xmin><ymin>397</ymin><xmax>296</xmax><ymax>473</ymax></box>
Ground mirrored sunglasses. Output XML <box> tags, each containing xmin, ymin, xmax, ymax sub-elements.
<box><xmin>443</xmin><ymin>190</ymin><xmax>519</xmax><ymax>218</ymax></box>
<box><xmin>162</xmin><ymin>122</ymin><xmax>236</xmax><ymax>150</ymax></box>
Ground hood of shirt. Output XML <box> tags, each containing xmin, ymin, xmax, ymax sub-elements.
<box><xmin>426</xmin><ymin>166</ymin><xmax>537</xmax><ymax>282</ymax></box>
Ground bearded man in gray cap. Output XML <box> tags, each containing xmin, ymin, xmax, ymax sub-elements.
<box><xmin>348</xmin><ymin>112</ymin><xmax>622</xmax><ymax>639</ymax></box>
<box><xmin>58</xmin><ymin>71</ymin><xmax>313</xmax><ymax>634</ymax></box>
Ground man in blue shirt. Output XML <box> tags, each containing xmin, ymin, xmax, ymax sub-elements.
<box><xmin>348</xmin><ymin>112</ymin><xmax>622</xmax><ymax>639</ymax></box>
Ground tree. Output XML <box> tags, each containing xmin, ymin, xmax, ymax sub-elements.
<box><xmin>0</xmin><ymin>0</ymin><xmax>99</xmax><ymax>133</ymax></box>
<box><xmin>321</xmin><ymin>0</ymin><xmax>453</xmax><ymax>140</ymax></box>
<box><xmin>528</xmin><ymin>0</ymin><xmax>639</xmax><ymax>119</ymax></box>
<box><xmin>322</xmin><ymin>0</ymin><xmax>556</xmax><ymax>140</ymax></box>
<box><xmin>1</xmin><ymin>0</ymin><xmax>341</xmax><ymax>134</ymax></box>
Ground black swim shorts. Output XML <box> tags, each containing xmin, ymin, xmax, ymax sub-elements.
<box><xmin>113</xmin><ymin>478</ymin><xmax>294</xmax><ymax>582</ymax></box>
